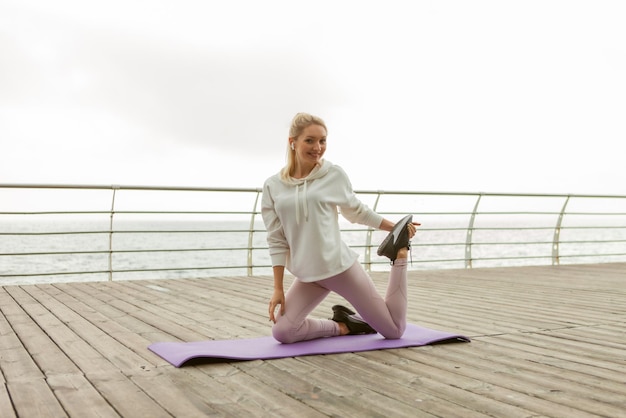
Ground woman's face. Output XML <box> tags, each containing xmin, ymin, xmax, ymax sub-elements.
<box><xmin>293</xmin><ymin>124</ymin><xmax>327</xmax><ymax>166</ymax></box>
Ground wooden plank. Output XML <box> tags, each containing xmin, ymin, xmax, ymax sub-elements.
<box><xmin>0</xmin><ymin>288</ymin><xmax>79</xmax><ymax>378</ymax></box>
<box><xmin>288</xmin><ymin>353</ymin><xmax>497</xmax><ymax>417</ymax></box>
<box><xmin>82</xmin><ymin>281</ymin><xmax>209</xmax><ymax>342</ymax></box>
<box><xmin>398</xmin><ymin>340</ymin><xmax>626</xmax><ymax>417</ymax></box>
<box><xmin>297</xmin><ymin>351</ymin><xmax>538</xmax><ymax>418</ymax></box>
<box><xmin>0</xmin><ymin>289</ymin><xmax>52</xmax><ymax>383</ymax></box>
<box><xmin>0</xmin><ymin>382</ymin><xmax>16</xmax><ymax>418</ymax></box>
<box><xmin>232</xmin><ymin>357</ymin><xmax>428</xmax><ymax>418</ymax></box>
<box><xmin>33</xmin><ymin>284</ymin><xmax>161</xmax><ymax>367</ymax></box>
<box><xmin>398</xmin><ymin>265</ymin><xmax>626</xmax><ymax>339</ymax></box>
<box><xmin>86</xmin><ymin>371</ymin><xmax>173</xmax><ymax>418</ymax></box>
<box><xmin>474</xmin><ymin>336</ymin><xmax>626</xmax><ymax>398</ymax></box>
<box><xmin>131</xmin><ymin>277</ymin><xmax>275</xmax><ymax>329</ymax></box>
<box><xmin>488</xmin><ymin>332</ymin><xmax>626</xmax><ymax>375</ymax></box>
<box><xmin>5</xmin><ymin>286</ymin><xmax>126</xmax><ymax>374</ymax></box>
<box><xmin>366</xmin><ymin>347</ymin><xmax>602</xmax><ymax>418</ymax></box>
<box><xmin>2</xmin><ymin>286</ymin><xmax>172</xmax><ymax>417</ymax></box>
<box><xmin>36</xmin><ymin>281</ymin><xmax>323</xmax><ymax>416</ymax></box>
<box><xmin>7</xmin><ymin>380</ymin><xmax>67</xmax><ymax>418</ymax></box>
<box><xmin>23</xmin><ymin>287</ymin><xmax>176</xmax><ymax>416</ymax></box>
<box><xmin>46</xmin><ymin>373</ymin><xmax>119</xmax><ymax>418</ymax></box>
<box><xmin>0</xmin><ymin>263</ymin><xmax>625</xmax><ymax>417</ymax></box>
<box><xmin>52</xmin><ymin>282</ymin><xmax>174</xmax><ymax>343</ymax></box>
<box><xmin>1</xmin><ymin>288</ymin><xmax>69</xmax><ymax>417</ymax></box>
<box><xmin>0</xmin><ymin>299</ymin><xmax>18</xmax><ymax>418</ymax></box>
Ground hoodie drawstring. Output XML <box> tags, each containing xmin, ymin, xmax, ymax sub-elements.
<box><xmin>303</xmin><ymin>180</ymin><xmax>308</xmax><ymax>222</ymax></box>
<box><xmin>295</xmin><ymin>183</ymin><xmax>300</xmax><ymax>224</ymax></box>
<box><xmin>294</xmin><ymin>180</ymin><xmax>309</xmax><ymax>225</ymax></box>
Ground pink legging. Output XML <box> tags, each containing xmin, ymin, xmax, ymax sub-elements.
<box><xmin>272</xmin><ymin>259</ymin><xmax>408</xmax><ymax>343</ymax></box>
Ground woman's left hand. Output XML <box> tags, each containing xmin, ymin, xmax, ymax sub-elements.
<box><xmin>269</xmin><ymin>289</ymin><xmax>285</xmax><ymax>323</ymax></box>
<box><xmin>408</xmin><ymin>221</ymin><xmax>420</xmax><ymax>239</ymax></box>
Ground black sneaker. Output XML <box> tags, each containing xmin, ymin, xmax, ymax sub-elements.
<box><xmin>377</xmin><ymin>214</ymin><xmax>413</xmax><ymax>263</ymax></box>
<box><xmin>331</xmin><ymin>305</ymin><xmax>376</xmax><ymax>335</ymax></box>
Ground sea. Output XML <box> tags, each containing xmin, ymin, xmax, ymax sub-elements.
<box><xmin>2</xmin><ymin>218</ymin><xmax>625</xmax><ymax>286</ymax></box>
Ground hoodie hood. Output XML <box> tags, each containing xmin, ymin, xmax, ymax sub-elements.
<box><xmin>280</xmin><ymin>159</ymin><xmax>332</xmax><ymax>186</ymax></box>
<box><xmin>280</xmin><ymin>159</ymin><xmax>332</xmax><ymax>224</ymax></box>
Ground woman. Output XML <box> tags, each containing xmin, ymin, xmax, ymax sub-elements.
<box><xmin>261</xmin><ymin>112</ymin><xmax>419</xmax><ymax>343</ymax></box>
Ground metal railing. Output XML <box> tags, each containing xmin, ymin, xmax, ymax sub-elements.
<box><xmin>2</xmin><ymin>183</ymin><xmax>626</xmax><ymax>283</ymax></box>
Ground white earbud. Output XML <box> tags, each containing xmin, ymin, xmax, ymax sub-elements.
<box><xmin>290</xmin><ymin>143</ymin><xmax>295</xmax><ymax>150</ymax></box>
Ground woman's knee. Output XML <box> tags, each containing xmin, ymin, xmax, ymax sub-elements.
<box><xmin>380</xmin><ymin>325</ymin><xmax>406</xmax><ymax>340</ymax></box>
<box><xmin>272</xmin><ymin>321</ymin><xmax>297</xmax><ymax>344</ymax></box>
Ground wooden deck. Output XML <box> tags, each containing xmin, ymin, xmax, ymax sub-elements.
<box><xmin>1</xmin><ymin>263</ymin><xmax>625</xmax><ymax>417</ymax></box>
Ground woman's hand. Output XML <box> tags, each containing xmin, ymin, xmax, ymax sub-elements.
<box><xmin>380</xmin><ymin>218</ymin><xmax>421</xmax><ymax>235</ymax></box>
<box><xmin>408</xmin><ymin>221</ymin><xmax>420</xmax><ymax>239</ymax></box>
<box><xmin>269</xmin><ymin>288</ymin><xmax>285</xmax><ymax>323</ymax></box>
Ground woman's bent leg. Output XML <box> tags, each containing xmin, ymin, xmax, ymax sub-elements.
<box><xmin>320</xmin><ymin>260</ymin><xmax>408</xmax><ymax>339</ymax></box>
<box><xmin>272</xmin><ymin>279</ymin><xmax>341</xmax><ymax>343</ymax></box>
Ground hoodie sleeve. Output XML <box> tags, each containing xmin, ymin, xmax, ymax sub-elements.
<box><xmin>261</xmin><ymin>178</ymin><xmax>289</xmax><ymax>267</ymax></box>
<box><xmin>333</xmin><ymin>166</ymin><xmax>383</xmax><ymax>229</ymax></box>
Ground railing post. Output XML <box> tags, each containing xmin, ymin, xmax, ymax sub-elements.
<box><xmin>465</xmin><ymin>194</ymin><xmax>483</xmax><ymax>268</ymax></box>
<box><xmin>552</xmin><ymin>195</ymin><xmax>570</xmax><ymax>265</ymax></box>
<box><xmin>364</xmin><ymin>192</ymin><xmax>383</xmax><ymax>272</ymax></box>
<box><xmin>108</xmin><ymin>185</ymin><xmax>120</xmax><ymax>281</ymax></box>
<box><xmin>247</xmin><ymin>190</ymin><xmax>262</xmax><ymax>276</ymax></box>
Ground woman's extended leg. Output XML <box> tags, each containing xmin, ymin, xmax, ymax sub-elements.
<box><xmin>319</xmin><ymin>257</ymin><xmax>408</xmax><ymax>339</ymax></box>
<box><xmin>272</xmin><ymin>279</ymin><xmax>341</xmax><ymax>343</ymax></box>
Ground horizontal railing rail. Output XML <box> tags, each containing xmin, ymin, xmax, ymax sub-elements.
<box><xmin>2</xmin><ymin>183</ymin><xmax>626</xmax><ymax>283</ymax></box>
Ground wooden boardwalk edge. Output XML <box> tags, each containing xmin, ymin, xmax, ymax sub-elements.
<box><xmin>1</xmin><ymin>263</ymin><xmax>625</xmax><ymax>417</ymax></box>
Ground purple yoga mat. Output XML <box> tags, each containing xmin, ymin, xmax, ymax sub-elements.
<box><xmin>148</xmin><ymin>324</ymin><xmax>470</xmax><ymax>367</ymax></box>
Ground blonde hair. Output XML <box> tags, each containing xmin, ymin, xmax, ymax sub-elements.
<box><xmin>281</xmin><ymin>112</ymin><xmax>328</xmax><ymax>179</ymax></box>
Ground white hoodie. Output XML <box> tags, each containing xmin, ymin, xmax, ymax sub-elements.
<box><xmin>262</xmin><ymin>160</ymin><xmax>383</xmax><ymax>282</ymax></box>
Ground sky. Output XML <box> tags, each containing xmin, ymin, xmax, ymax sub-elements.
<box><xmin>1</xmin><ymin>0</ymin><xmax>625</xmax><ymax>195</ymax></box>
